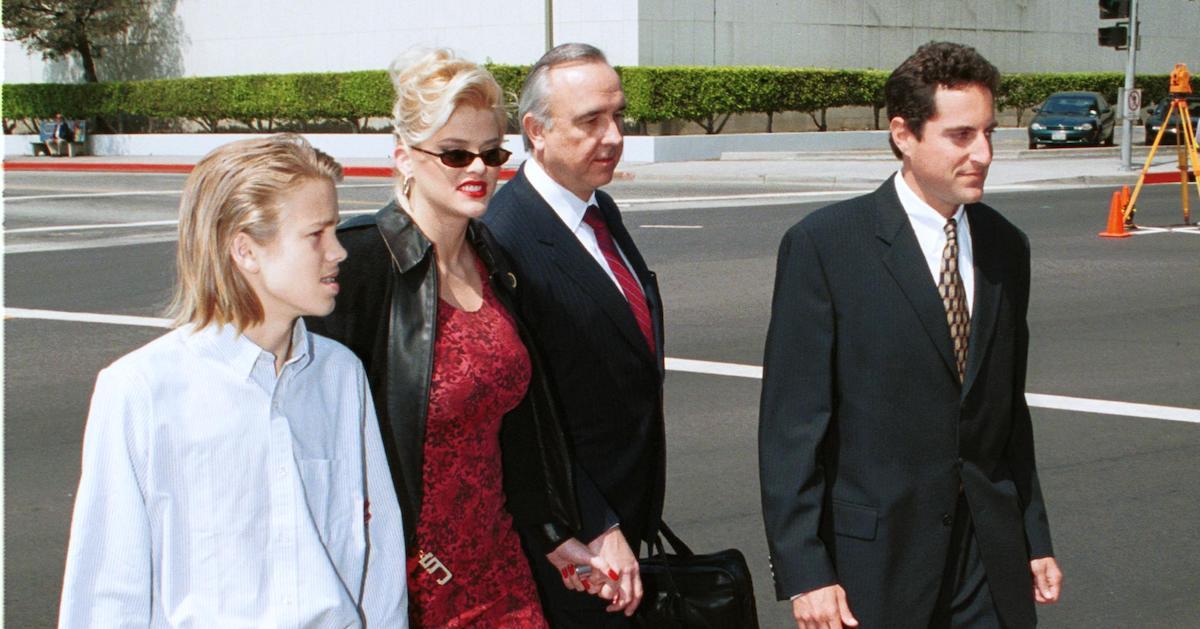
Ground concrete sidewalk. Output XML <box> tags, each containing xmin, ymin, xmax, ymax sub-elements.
<box><xmin>4</xmin><ymin>146</ymin><xmax>1189</xmax><ymax>190</ymax></box>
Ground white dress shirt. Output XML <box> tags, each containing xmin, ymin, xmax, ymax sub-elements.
<box><xmin>59</xmin><ymin>319</ymin><xmax>408</xmax><ymax>628</ymax></box>
<box><xmin>894</xmin><ymin>171</ymin><xmax>976</xmax><ymax>314</ymax></box>
<box><xmin>523</xmin><ymin>158</ymin><xmax>635</xmax><ymax>291</ymax></box>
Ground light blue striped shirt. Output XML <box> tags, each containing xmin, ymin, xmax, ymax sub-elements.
<box><xmin>59</xmin><ymin>320</ymin><xmax>408</xmax><ymax>628</ymax></box>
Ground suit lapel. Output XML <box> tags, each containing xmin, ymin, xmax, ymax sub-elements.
<box><xmin>961</xmin><ymin>205</ymin><xmax>1002</xmax><ymax>396</ymax></box>
<box><xmin>874</xmin><ymin>177</ymin><xmax>959</xmax><ymax>380</ymax></box>
<box><xmin>509</xmin><ymin>172</ymin><xmax>655</xmax><ymax>361</ymax></box>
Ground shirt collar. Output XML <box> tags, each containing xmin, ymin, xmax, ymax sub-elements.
<box><xmin>523</xmin><ymin>157</ymin><xmax>598</xmax><ymax>231</ymax></box>
<box><xmin>184</xmin><ymin>318</ymin><xmax>311</xmax><ymax>380</ymax></box>
<box><xmin>893</xmin><ymin>169</ymin><xmax>965</xmax><ymax>229</ymax></box>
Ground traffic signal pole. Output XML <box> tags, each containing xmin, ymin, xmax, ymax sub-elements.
<box><xmin>1121</xmin><ymin>0</ymin><xmax>1139</xmax><ymax>170</ymax></box>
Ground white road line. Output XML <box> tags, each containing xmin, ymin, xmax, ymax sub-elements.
<box><xmin>667</xmin><ymin>357</ymin><xmax>763</xmax><ymax>379</ymax></box>
<box><xmin>620</xmin><ymin>190</ymin><xmax>867</xmax><ymax>205</ymax></box>
<box><xmin>6</xmin><ymin>309</ymin><xmax>1198</xmax><ymax>423</ymax></box>
<box><xmin>5</xmin><ymin>308</ymin><xmax>170</xmax><ymax>328</ymax></box>
<box><xmin>640</xmin><ymin>225</ymin><xmax>704</xmax><ymax>229</ymax></box>
<box><xmin>667</xmin><ymin>358</ymin><xmax>1200</xmax><ymax>424</ymax></box>
<box><xmin>1024</xmin><ymin>393</ymin><xmax>1200</xmax><ymax>424</ymax></box>
<box><xmin>6</xmin><ymin>219</ymin><xmax>179</xmax><ymax>234</ymax></box>
<box><xmin>6</xmin><ymin>182</ymin><xmax>390</xmax><ymax>202</ymax></box>
<box><xmin>7</xmin><ymin>208</ymin><xmax>376</xmax><ymax>234</ymax></box>
<box><xmin>6</xmin><ymin>190</ymin><xmax>182</xmax><ymax>201</ymax></box>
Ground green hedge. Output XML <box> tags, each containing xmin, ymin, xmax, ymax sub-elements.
<box><xmin>4</xmin><ymin>66</ymin><xmax>1198</xmax><ymax>133</ymax></box>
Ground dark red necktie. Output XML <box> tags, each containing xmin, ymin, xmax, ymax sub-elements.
<box><xmin>583</xmin><ymin>205</ymin><xmax>656</xmax><ymax>355</ymax></box>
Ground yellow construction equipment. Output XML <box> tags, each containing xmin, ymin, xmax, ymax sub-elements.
<box><xmin>1122</xmin><ymin>64</ymin><xmax>1200</xmax><ymax>227</ymax></box>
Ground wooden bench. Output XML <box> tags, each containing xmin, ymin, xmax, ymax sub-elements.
<box><xmin>31</xmin><ymin>120</ymin><xmax>89</xmax><ymax>157</ymax></box>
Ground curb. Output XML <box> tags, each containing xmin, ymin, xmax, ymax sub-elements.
<box><xmin>3</xmin><ymin>159</ymin><xmax>518</xmax><ymax>181</ymax></box>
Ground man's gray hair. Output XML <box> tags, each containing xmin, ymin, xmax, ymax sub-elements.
<box><xmin>518</xmin><ymin>43</ymin><xmax>609</xmax><ymax>150</ymax></box>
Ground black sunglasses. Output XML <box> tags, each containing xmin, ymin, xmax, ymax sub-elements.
<box><xmin>411</xmin><ymin>145</ymin><xmax>512</xmax><ymax>168</ymax></box>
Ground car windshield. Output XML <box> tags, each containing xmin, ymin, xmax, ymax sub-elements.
<box><xmin>1041</xmin><ymin>97</ymin><xmax>1097</xmax><ymax>114</ymax></box>
<box><xmin>1152</xmin><ymin>99</ymin><xmax>1200</xmax><ymax>117</ymax></box>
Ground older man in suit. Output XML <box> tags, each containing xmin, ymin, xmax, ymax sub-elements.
<box><xmin>484</xmin><ymin>43</ymin><xmax>664</xmax><ymax>628</ymax></box>
<box><xmin>759</xmin><ymin>42</ymin><xmax>1063</xmax><ymax>629</ymax></box>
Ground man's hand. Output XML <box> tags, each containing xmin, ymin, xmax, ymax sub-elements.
<box><xmin>588</xmin><ymin>527</ymin><xmax>643</xmax><ymax>616</ymax></box>
<box><xmin>545</xmin><ymin>537</ymin><xmax>618</xmax><ymax>595</ymax></box>
<box><xmin>791</xmin><ymin>584</ymin><xmax>858</xmax><ymax>629</ymax></box>
<box><xmin>1030</xmin><ymin>557</ymin><xmax>1063</xmax><ymax>604</ymax></box>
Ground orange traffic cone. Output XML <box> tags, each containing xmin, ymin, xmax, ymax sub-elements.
<box><xmin>1120</xmin><ymin>185</ymin><xmax>1136</xmax><ymax>229</ymax></box>
<box><xmin>1100</xmin><ymin>189</ymin><xmax>1132</xmax><ymax>238</ymax></box>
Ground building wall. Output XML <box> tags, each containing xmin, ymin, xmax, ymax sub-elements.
<box><xmin>3</xmin><ymin>0</ymin><xmax>642</xmax><ymax>83</ymax></box>
<box><xmin>4</xmin><ymin>0</ymin><xmax>1198</xmax><ymax>84</ymax></box>
<box><xmin>639</xmin><ymin>0</ymin><xmax>1200</xmax><ymax>74</ymax></box>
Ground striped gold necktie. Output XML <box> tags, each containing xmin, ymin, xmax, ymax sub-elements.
<box><xmin>939</xmin><ymin>218</ymin><xmax>970</xmax><ymax>381</ymax></box>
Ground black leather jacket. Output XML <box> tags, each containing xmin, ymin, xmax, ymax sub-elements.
<box><xmin>307</xmin><ymin>201</ymin><xmax>581</xmax><ymax>553</ymax></box>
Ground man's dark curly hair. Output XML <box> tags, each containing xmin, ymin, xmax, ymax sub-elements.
<box><xmin>885</xmin><ymin>41</ymin><xmax>1000</xmax><ymax>158</ymax></box>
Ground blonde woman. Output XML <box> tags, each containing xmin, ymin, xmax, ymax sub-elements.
<box><xmin>308</xmin><ymin>50</ymin><xmax>620</xmax><ymax>627</ymax></box>
<box><xmin>58</xmin><ymin>135</ymin><xmax>407</xmax><ymax>628</ymax></box>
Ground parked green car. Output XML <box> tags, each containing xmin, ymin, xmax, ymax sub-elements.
<box><xmin>1143</xmin><ymin>95</ymin><xmax>1200</xmax><ymax>145</ymax></box>
<box><xmin>1027</xmin><ymin>91</ymin><xmax>1115</xmax><ymax>149</ymax></box>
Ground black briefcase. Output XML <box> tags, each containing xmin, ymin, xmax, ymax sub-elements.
<box><xmin>633</xmin><ymin>522</ymin><xmax>759</xmax><ymax>629</ymax></box>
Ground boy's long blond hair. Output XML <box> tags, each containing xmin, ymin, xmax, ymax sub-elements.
<box><xmin>166</xmin><ymin>133</ymin><xmax>342</xmax><ymax>332</ymax></box>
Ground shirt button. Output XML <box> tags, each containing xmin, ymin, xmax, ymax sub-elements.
<box><xmin>942</xmin><ymin>513</ymin><xmax>953</xmax><ymax>527</ymax></box>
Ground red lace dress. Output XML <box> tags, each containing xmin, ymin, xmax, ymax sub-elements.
<box><xmin>408</xmin><ymin>273</ymin><xmax>550</xmax><ymax>628</ymax></box>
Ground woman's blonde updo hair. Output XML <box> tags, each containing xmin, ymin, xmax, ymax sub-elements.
<box><xmin>389</xmin><ymin>48</ymin><xmax>507</xmax><ymax>149</ymax></box>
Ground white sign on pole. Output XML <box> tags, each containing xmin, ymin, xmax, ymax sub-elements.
<box><xmin>1125</xmin><ymin>88</ymin><xmax>1142</xmax><ymax>120</ymax></box>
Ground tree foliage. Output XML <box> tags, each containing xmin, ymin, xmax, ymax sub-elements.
<box><xmin>2</xmin><ymin>0</ymin><xmax>140</xmax><ymax>82</ymax></box>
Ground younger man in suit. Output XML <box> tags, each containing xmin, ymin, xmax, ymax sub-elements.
<box><xmin>759</xmin><ymin>42</ymin><xmax>1062</xmax><ymax>629</ymax></box>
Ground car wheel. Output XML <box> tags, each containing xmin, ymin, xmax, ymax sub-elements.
<box><xmin>1144</xmin><ymin>132</ymin><xmax>1153</xmax><ymax>146</ymax></box>
<box><xmin>1028</xmin><ymin>140</ymin><xmax>1037</xmax><ymax>150</ymax></box>
<box><xmin>1104</xmin><ymin>130</ymin><xmax>1115</xmax><ymax>146</ymax></box>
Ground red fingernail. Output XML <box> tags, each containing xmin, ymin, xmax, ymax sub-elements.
<box><xmin>608</xmin><ymin>569</ymin><xmax>620</xmax><ymax>581</ymax></box>
<box><xmin>561</xmin><ymin>567</ymin><xmax>569</xmax><ymax>578</ymax></box>
<box><xmin>581</xmin><ymin>577</ymin><xmax>590</xmax><ymax>587</ymax></box>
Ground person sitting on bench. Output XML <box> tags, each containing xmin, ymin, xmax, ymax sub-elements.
<box><xmin>48</xmin><ymin>113</ymin><xmax>75</xmax><ymax>156</ymax></box>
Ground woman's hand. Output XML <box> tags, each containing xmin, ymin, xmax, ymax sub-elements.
<box><xmin>545</xmin><ymin>537</ymin><xmax>619</xmax><ymax>598</ymax></box>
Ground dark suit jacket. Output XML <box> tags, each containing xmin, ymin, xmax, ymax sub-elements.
<box><xmin>53</xmin><ymin>121</ymin><xmax>75</xmax><ymax>141</ymax></box>
<box><xmin>484</xmin><ymin>166</ymin><xmax>667</xmax><ymax>551</ymax></box>
<box><xmin>759</xmin><ymin>176</ymin><xmax>1054</xmax><ymax>629</ymax></box>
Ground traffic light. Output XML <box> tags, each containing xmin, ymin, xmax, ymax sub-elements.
<box><xmin>1099</xmin><ymin>0</ymin><xmax>1130</xmax><ymax>20</ymax></box>
<box><xmin>1099</xmin><ymin>24</ymin><xmax>1128</xmax><ymax>48</ymax></box>
<box><xmin>1098</xmin><ymin>0</ymin><xmax>1131</xmax><ymax>49</ymax></box>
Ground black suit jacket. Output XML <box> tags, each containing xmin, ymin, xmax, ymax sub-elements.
<box><xmin>759</xmin><ymin>176</ymin><xmax>1054</xmax><ymax>629</ymax></box>
<box><xmin>484</xmin><ymin>167</ymin><xmax>667</xmax><ymax>551</ymax></box>
<box><xmin>53</xmin><ymin>121</ymin><xmax>74</xmax><ymax>141</ymax></box>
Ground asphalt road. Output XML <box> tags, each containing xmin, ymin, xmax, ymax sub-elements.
<box><xmin>4</xmin><ymin>171</ymin><xmax>1199</xmax><ymax>627</ymax></box>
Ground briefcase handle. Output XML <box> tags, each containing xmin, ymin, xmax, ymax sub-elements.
<box><xmin>652</xmin><ymin>521</ymin><xmax>695</xmax><ymax>558</ymax></box>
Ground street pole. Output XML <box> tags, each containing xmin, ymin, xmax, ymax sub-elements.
<box><xmin>1122</xmin><ymin>0</ymin><xmax>1140</xmax><ymax>170</ymax></box>
<box><xmin>545</xmin><ymin>0</ymin><xmax>554</xmax><ymax>53</ymax></box>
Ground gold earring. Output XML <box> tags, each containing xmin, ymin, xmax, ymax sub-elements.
<box><xmin>402</xmin><ymin>177</ymin><xmax>412</xmax><ymax>197</ymax></box>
